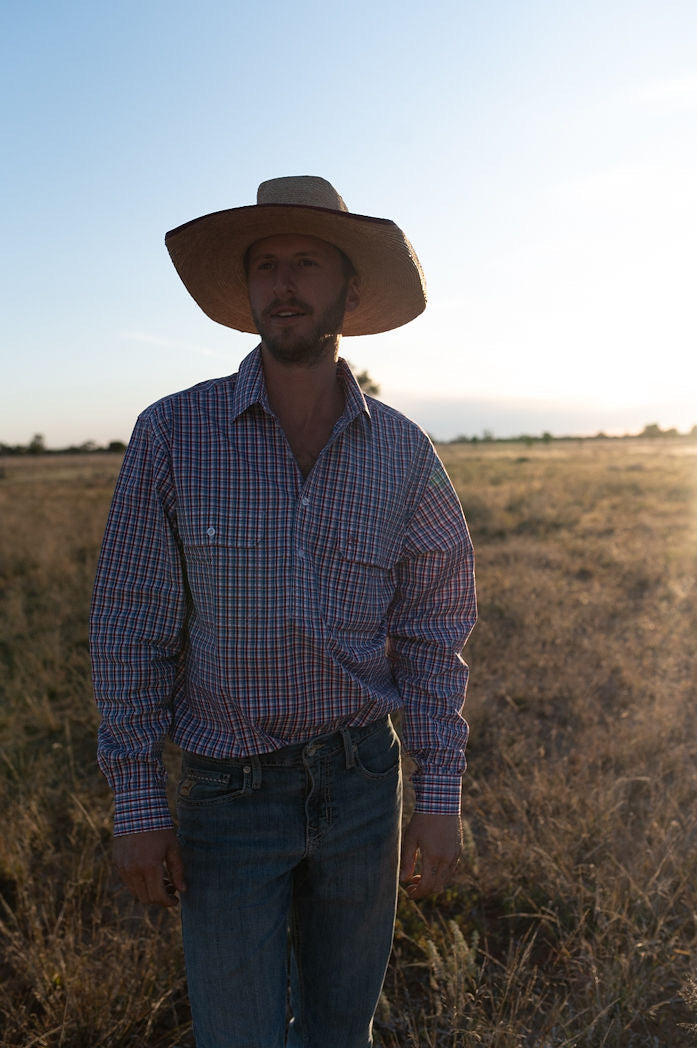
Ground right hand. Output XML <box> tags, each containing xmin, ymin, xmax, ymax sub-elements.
<box><xmin>113</xmin><ymin>828</ymin><xmax>186</xmax><ymax>908</ymax></box>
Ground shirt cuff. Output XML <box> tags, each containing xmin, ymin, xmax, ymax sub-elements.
<box><xmin>411</xmin><ymin>772</ymin><xmax>463</xmax><ymax>816</ymax></box>
<box><xmin>112</xmin><ymin>788</ymin><xmax>174</xmax><ymax>837</ymax></box>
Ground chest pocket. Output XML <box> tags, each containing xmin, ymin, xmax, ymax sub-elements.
<box><xmin>181</xmin><ymin>513</ymin><xmax>270</xmax><ymax>627</ymax></box>
<box><xmin>323</xmin><ymin>519</ymin><xmax>401</xmax><ymax>633</ymax></box>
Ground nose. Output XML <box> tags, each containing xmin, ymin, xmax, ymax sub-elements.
<box><xmin>273</xmin><ymin>261</ymin><xmax>295</xmax><ymax>297</ymax></box>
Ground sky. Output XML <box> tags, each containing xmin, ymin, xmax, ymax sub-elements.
<box><xmin>2</xmin><ymin>0</ymin><xmax>696</xmax><ymax>446</ymax></box>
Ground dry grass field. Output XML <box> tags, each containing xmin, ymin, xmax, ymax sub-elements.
<box><xmin>0</xmin><ymin>440</ymin><xmax>696</xmax><ymax>1047</ymax></box>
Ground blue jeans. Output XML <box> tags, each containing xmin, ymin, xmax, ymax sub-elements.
<box><xmin>176</xmin><ymin>716</ymin><xmax>403</xmax><ymax>1048</ymax></box>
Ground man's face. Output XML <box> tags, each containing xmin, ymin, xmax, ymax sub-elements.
<box><xmin>246</xmin><ymin>234</ymin><xmax>359</xmax><ymax>366</ymax></box>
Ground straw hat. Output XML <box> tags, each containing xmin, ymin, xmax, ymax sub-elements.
<box><xmin>165</xmin><ymin>176</ymin><xmax>427</xmax><ymax>336</ymax></box>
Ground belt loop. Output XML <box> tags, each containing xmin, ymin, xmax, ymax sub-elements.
<box><xmin>250</xmin><ymin>755</ymin><xmax>262</xmax><ymax>790</ymax></box>
<box><xmin>341</xmin><ymin>727</ymin><xmax>356</xmax><ymax>770</ymax></box>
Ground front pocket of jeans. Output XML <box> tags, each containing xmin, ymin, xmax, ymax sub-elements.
<box><xmin>353</xmin><ymin>723</ymin><xmax>401</xmax><ymax>780</ymax></box>
<box><xmin>177</xmin><ymin>765</ymin><xmax>250</xmax><ymax>806</ymax></box>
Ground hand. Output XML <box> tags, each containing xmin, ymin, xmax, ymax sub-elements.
<box><xmin>113</xmin><ymin>828</ymin><xmax>186</xmax><ymax>908</ymax></box>
<box><xmin>399</xmin><ymin>812</ymin><xmax>463</xmax><ymax>899</ymax></box>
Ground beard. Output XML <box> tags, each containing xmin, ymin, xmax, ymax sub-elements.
<box><xmin>251</xmin><ymin>285</ymin><xmax>349</xmax><ymax>367</ymax></box>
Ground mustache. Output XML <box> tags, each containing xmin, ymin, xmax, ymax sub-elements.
<box><xmin>262</xmin><ymin>297</ymin><xmax>312</xmax><ymax>319</ymax></box>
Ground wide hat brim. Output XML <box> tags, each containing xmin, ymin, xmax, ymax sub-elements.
<box><xmin>165</xmin><ymin>202</ymin><xmax>427</xmax><ymax>337</ymax></box>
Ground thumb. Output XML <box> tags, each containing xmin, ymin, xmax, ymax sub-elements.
<box><xmin>165</xmin><ymin>839</ymin><xmax>187</xmax><ymax>892</ymax></box>
<box><xmin>399</xmin><ymin>824</ymin><xmax>418</xmax><ymax>883</ymax></box>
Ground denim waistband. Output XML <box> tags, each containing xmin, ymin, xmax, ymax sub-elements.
<box><xmin>181</xmin><ymin>715</ymin><xmax>390</xmax><ymax>776</ymax></box>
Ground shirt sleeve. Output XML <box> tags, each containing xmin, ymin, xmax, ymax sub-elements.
<box><xmin>386</xmin><ymin>446</ymin><xmax>477</xmax><ymax>815</ymax></box>
<box><xmin>90</xmin><ymin>411</ymin><xmax>186</xmax><ymax>835</ymax></box>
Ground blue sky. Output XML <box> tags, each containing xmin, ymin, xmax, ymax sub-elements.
<box><xmin>3</xmin><ymin>0</ymin><xmax>696</xmax><ymax>445</ymax></box>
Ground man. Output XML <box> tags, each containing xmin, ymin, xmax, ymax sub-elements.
<box><xmin>90</xmin><ymin>176</ymin><xmax>476</xmax><ymax>1048</ymax></box>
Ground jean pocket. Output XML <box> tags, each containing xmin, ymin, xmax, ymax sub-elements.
<box><xmin>353</xmin><ymin>722</ymin><xmax>401</xmax><ymax>780</ymax></box>
<box><xmin>177</xmin><ymin>763</ymin><xmax>251</xmax><ymax>806</ymax></box>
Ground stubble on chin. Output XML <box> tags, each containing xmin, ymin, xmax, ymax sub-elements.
<box><xmin>259</xmin><ymin>328</ymin><xmax>334</xmax><ymax>368</ymax></box>
<box><xmin>251</xmin><ymin>286</ymin><xmax>348</xmax><ymax>368</ymax></box>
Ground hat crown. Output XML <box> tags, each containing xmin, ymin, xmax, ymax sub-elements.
<box><xmin>256</xmin><ymin>176</ymin><xmax>348</xmax><ymax>213</ymax></box>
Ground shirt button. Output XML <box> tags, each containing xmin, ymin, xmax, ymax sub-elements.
<box><xmin>206</xmin><ymin>527</ymin><xmax>216</xmax><ymax>537</ymax></box>
<box><xmin>298</xmin><ymin>548</ymin><xmax>305</xmax><ymax>559</ymax></box>
<box><xmin>301</xmin><ymin>497</ymin><xmax>310</xmax><ymax>507</ymax></box>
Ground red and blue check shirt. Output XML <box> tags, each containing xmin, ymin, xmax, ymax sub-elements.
<box><xmin>90</xmin><ymin>348</ymin><xmax>476</xmax><ymax>835</ymax></box>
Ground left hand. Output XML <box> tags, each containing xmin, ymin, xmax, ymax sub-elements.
<box><xmin>399</xmin><ymin>812</ymin><xmax>463</xmax><ymax>899</ymax></box>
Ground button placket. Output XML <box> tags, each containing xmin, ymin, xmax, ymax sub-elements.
<box><xmin>296</xmin><ymin>490</ymin><xmax>311</xmax><ymax>565</ymax></box>
<box><xmin>292</xmin><ymin>489</ymin><xmax>311</xmax><ymax>621</ymax></box>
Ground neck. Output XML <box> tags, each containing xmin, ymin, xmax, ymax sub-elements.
<box><xmin>261</xmin><ymin>341</ymin><xmax>343</xmax><ymax>426</ymax></box>
<box><xmin>260</xmin><ymin>341</ymin><xmax>345</xmax><ymax>479</ymax></box>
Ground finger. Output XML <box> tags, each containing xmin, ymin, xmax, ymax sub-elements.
<box><xmin>408</xmin><ymin>862</ymin><xmax>436</xmax><ymax>898</ymax></box>
<box><xmin>399</xmin><ymin>837</ymin><xmax>418</xmax><ymax>884</ymax></box>
<box><xmin>408</xmin><ymin>859</ymin><xmax>453</xmax><ymax>899</ymax></box>
<box><xmin>404</xmin><ymin>873</ymin><xmax>420</xmax><ymax>897</ymax></box>
<box><xmin>142</xmin><ymin>861</ymin><xmax>180</xmax><ymax>907</ymax></box>
<box><xmin>165</xmin><ymin>841</ymin><xmax>187</xmax><ymax>893</ymax></box>
<box><xmin>119</xmin><ymin>860</ymin><xmax>177</xmax><ymax>908</ymax></box>
<box><xmin>118</xmin><ymin>869</ymin><xmax>144</xmax><ymax>902</ymax></box>
<box><xmin>122</xmin><ymin>870</ymin><xmax>159</xmax><ymax>906</ymax></box>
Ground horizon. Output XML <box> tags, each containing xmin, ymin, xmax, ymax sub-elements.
<box><xmin>4</xmin><ymin>399</ymin><xmax>695</xmax><ymax>453</ymax></box>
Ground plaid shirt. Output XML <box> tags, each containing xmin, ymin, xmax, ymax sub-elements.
<box><xmin>90</xmin><ymin>348</ymin><xmax>476</xmax><ymax>835</ymax></box>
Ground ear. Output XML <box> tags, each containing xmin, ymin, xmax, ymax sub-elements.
<box><xmin>344</xmin><ymin>275</ymin><xmax>361</xmax><ymax>315</ymax></box>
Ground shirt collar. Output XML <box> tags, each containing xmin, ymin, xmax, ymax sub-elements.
<box><xmin>230</xmin><ymin>346</ymin><xmax>372</xmax><ymax>427</ymax></box>
<box><xmin>337</xmin><ymin>355</ymin><xmax>372</xmax><ymax>425</ymax></box>
<box><xmin>230</xmin><ymin>346</ymin><xmax>269</xmax><ymax>421</ymax></box>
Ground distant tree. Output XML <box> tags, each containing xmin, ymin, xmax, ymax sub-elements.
<box><xmin>542</xmin><ymin>431</ymin><xmax>553</xmax><ymax>444</ymax></box>
<box><xmin>107</xmin><ymin>440</ymin><xmax>127</xmax><ymax>453</ymax></box>
<box><xmin>28</xmin><ymin>433</ymin><xmax>46</xmax><ymax>455</ymax></box>
<box><xmin>640</xmin><ymin>423</ymin><xmax>663</xmax><ymax>439</ymax></box>
<box><xmin>347</xmin><ymin>362</ymin><xmax>380</xmax><ymax>397</ymax></box>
